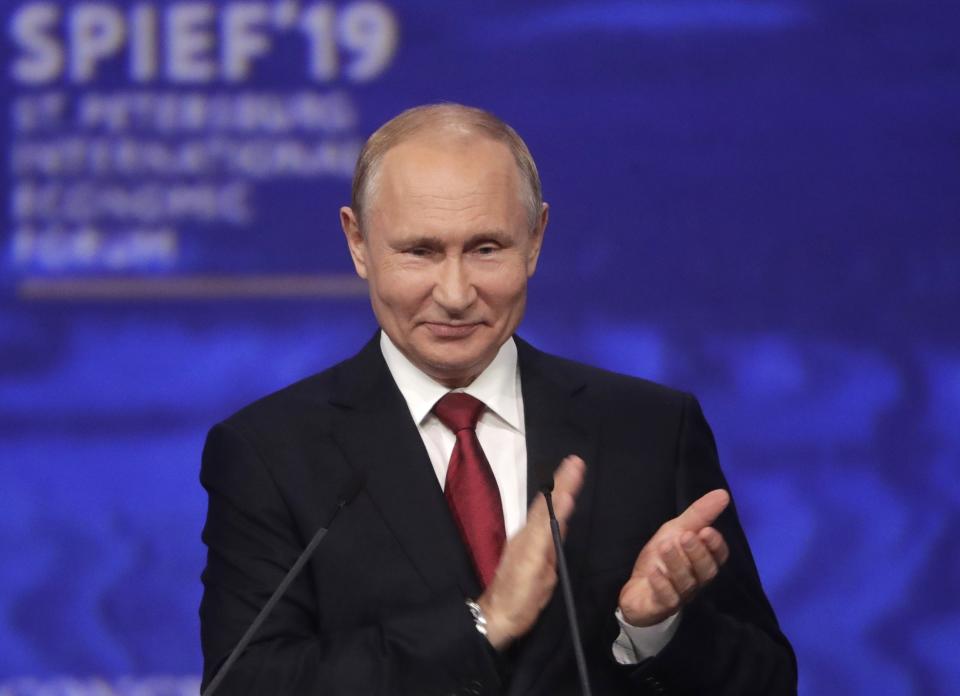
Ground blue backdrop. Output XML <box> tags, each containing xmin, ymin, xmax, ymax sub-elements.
<box><xmin>2</xmin><ymin>1</ymin><xmax>958</xmax><ymax>694</ymax></box>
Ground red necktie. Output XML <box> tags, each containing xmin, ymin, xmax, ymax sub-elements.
<box><xmin>433</xmin><ymin>392</ymin><xmax>506</xmax><ymax>590</ymax></box>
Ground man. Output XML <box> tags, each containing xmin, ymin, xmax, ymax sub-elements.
<box><xmin>200</xmin><ymin>104</ymin><xmax>797</xmax><ymax>695</ymax></box>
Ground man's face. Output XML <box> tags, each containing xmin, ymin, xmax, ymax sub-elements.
<box><xmin>341</xmin><ymin>134</ymin><xmax>547</xmax><ymax>387</ymax></box>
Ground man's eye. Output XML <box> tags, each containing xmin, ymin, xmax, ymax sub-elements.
<box><xmin>476</xmin><ymin>245</ymin><xmax>498</xmax><ymax>255</ymax></box>
<box><xmin>408</xmin><ymin>247</ymin><xmax>432</xmax><ymax>257</ymax></box>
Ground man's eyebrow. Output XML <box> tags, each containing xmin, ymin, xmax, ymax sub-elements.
<box><xmin>466</xmin><ymin>229</ymin><xmax>513</xmax><ymax>245</ymax></box>
<box><xmin>391</xmin><ymin>234</ymin><xmax>444</xmax><ymax>248</ymax></box>
<box><xmin>391</xmin><ymin>230</ymin><xmax>513</xmax><ymax>248</ymax></box>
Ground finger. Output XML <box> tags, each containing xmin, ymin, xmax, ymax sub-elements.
<box><xmin>699</xmin><ymin>527</ymin><xmax>730</xmax><ymax>566</ymax></box>
<box><xmin>619</xmin><ymin>569</ymin><xmax>679</xmax><ymax>627</ymax></box>
<box><xmin>648</xmin><ymin>566</ymin><xmax>681</xmax><ymax>613</ymax></box>
<box><xmin>546</xmin><ymin>455</ymin><xmax>586</xmax><ymax>526</ymax></box>
<box><xmin>681</xmin><ymin>531</ymin><xmax>719</xmax><ymax>585</ymax></box>
<box><xmin>521</xmin><ymin>497</ymin><xmax>557</xmax><ymax>559</ymax></box>
<box><xmin>553</xmin><ymin>455</ymin><xmax>585</xmax><ymax>499</ymax></box>
<box><xmin>674</xmin><ymin>489</ymin><xmax>730</xmax><ymax>532</ymax></box>
<box><xmin>526</xmin><ymin>456</ymin><xmax>585</xmax><ymax>539</ymax></box>
<box><xmin>660</xmin><ymin>539</ymin><xmax>697</xmax><ymax>600</ymax></box>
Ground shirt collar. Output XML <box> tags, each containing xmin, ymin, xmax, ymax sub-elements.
<box><xmin>379</xmin><ymin>332</ymin><xmax>523</xmax><ymax>433</ymax></box>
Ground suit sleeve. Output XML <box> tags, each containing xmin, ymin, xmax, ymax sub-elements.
<box><xmin>627</xmin><ymin>395</ymin><xmax>798</xmax><ymax>695</ymax></box>
<box><xmin>199</xmin><ymin>421</ymin><xmax>503</xmax><ymax>696</ymax></box>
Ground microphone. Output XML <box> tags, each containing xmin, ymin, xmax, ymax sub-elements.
<box><xmin>542</xmin><ymin>481</ymin><xmax>593</xmax><ymax>696</ymax></box>
<box><xmin>202</xmin><ymin>472</ymin><xmax>364</xmax><ymax>696</ymax></box>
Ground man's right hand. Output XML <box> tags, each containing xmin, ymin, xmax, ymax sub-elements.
<box><xmin>476</xmin><ymin>455</ymin><xmax>586</xmax><ymax>650</ymax></box>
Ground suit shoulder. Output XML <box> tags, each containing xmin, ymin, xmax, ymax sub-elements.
<box><xmin>533</xmin><ymin>349</ymin><xmax>692</xmax><ymax>408</ymax></box>
<box><xmin>216</xmin><ymin>358</ymin><xmax>345</xmax><ymax>438</ymax></box>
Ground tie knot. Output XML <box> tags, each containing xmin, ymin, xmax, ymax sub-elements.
<box><xmin>433</xmin><ymin>392</ymin><xmax>486</xmax><ymax>433</ymax></box>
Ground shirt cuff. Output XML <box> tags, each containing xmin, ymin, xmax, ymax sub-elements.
<box><xmin>611</xmin><ymin>608</ymin><xmax>681</xmax><ymax>665</ymax></box>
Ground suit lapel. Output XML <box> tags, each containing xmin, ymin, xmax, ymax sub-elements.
<box><xmin>511</xmin><ymin>338</ymin><xmax>601</xmax><ymax>694</ymax></box>
<box><xmin>520</xmin><ymin>344</ymin><xmax>595</xmax><ymax>506</ymax></box>
<box><xmin>517</xmin><ymin>337</ymin><xmax>599</xmax><ymax>569</ymax></box>
<box><xmin>330</xmin><ymin>335</ymin><xmax>481</xmax><ymax>598</ymax></box>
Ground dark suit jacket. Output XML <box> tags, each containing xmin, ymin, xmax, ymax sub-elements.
<box><xmin>200</xmin><ymin>335</ymin><xmax>797</xmax><ymax>695</ymax></box>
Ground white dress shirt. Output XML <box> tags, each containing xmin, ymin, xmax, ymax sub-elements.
<box><xmin>379</xmin><ymin>333</ymin><xmax>678</xmax><ymax>663</ymax></box>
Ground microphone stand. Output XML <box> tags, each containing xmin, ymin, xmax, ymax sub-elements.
<box><xmin>543</xmin><ymin>487</ymin><xmax>593</xmax><ymax>696</ymax></box>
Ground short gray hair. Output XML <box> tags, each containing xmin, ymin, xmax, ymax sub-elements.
<box><xmin>350</xmin><ymin>103</ymin><xmax>542</xmax><ymax>227</ymax></box>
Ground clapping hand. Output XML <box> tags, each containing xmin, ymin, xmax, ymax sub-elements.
<box><xmin>618</xmin><ymin>489</ymin><xmax>731</xmax><ymax>627</ymax></box>
<box><xmin>478</xmin><ymin>456</ymin><xmax>586</xmax><ymax>650</ymax></box>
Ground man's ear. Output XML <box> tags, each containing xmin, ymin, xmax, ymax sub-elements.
<box><xmin>340</xmin><ymin>206</ymin><xmax>368</xmax><ymax>279</ymax></box>
<box><xmin>526</xmin><ymin>202</ymin><xmax>549</xmax><ymax>277</ymax></box>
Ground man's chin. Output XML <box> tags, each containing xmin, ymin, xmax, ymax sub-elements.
<box><xmin>418</xmin><ymin>349</ymin><xmax>494</xmax><ymax>387</ymax></box>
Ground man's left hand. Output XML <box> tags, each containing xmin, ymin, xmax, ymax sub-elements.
<box><xmin>618</xmin><ymin>489</ymin><xmax>731</xmax><ymax>627</ymax></box>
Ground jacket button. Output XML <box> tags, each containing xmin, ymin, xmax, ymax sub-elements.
<box><xmin>643</xmin><ymin>675</ymin><xmax>666</xmax><ymax>693</ymax></box>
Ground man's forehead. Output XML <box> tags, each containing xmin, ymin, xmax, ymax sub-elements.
<box><xmin>360</xmin><ymin>129</ymin><xmax>531</xmax><ymax>233</ymax></box>
<box><xmin>372</xmin><ymin>141</ymin><xmax>516</xmax><ymax>207</ymax></box>
<box><xmin>380</xmin><ymin>131</ymin><xmax>516</xmax><ymax>174</ymax></box>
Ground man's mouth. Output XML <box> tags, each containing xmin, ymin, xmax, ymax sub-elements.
<box><xmin>422</xmin><ymin>322</ymin><xmax>482</xmax><ymax>338</ymax></box>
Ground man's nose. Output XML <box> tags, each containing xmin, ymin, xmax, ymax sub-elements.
<box><xmin>432</xmin><ymin>256</ymin><xmax>477</xmax><ymax>314</ymax></box>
